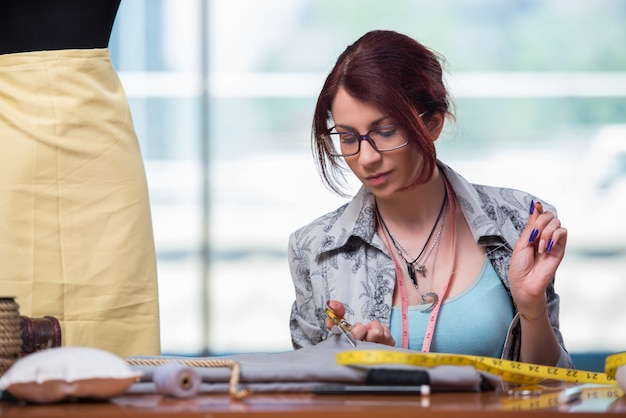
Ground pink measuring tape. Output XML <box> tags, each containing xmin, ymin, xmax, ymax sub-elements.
<box><xmin>381</xmin><ymin>175</ymin><xmax>457</xmax><ymax>352</ymax></box>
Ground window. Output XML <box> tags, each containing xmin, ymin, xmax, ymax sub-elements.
<box><xmin>111</xmin><ymin>0</ymin><xmax>626</xmax><ymax>355</ymax></box>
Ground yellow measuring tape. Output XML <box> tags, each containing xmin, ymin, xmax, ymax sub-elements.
<box><xmin>336</xmin><ymin>350</ymin><xmax>626</xmax><ymax>386</ymax></box>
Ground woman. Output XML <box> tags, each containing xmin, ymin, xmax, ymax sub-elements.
<box><xmin>288</xmin><ymin>30</ymin><xmax>572</xmax><ymax>367</ymax></box>
<box><xmin>0</xmin><ymin>0</ymin><xmax>160</xmax><ymax>356</ymax></box>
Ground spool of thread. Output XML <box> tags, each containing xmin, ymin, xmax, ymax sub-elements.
<box><xmin>19</xmin><ymin>315</ymin><xmax>62</xmax><ymax>354</ymax></box>
<box><xmin>153</xmin><ymin>362</ymin><xmax>201</xmax><ymax>399</ymax></box>
<box><xmin>0</xmin><ymin>297</ymin><xmax>22</xmax><ymax>376</ymax></box>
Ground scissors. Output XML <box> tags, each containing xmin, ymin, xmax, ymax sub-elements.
<box><xmin>325</xmin><ymin>304</ymin><xmax>357</xmax><ymax>347</ymax></box>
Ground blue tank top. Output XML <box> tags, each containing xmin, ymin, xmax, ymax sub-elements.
<box><xmin>389</xmin><ymin>259</ymin><xmax>514</xmax><ymax>358</ymax></box>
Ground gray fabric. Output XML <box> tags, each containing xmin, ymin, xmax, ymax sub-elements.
<box><xmin>127</xmin><ymin>335</ymin><xmax>500</xmax><ymax>394</ymax></box>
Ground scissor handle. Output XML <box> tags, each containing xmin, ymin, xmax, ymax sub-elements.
<box><xmin>325</xmin><ymin>306</ymin><xmax>353</xmax><ymax>332</ymax></box>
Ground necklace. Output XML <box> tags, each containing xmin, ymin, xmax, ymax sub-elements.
<box><xmin>415</xmin><ymin>202</ymin><xmax>447</xmax><ymax>280</ymax></box>
<box><xmin>411</xmin><ymin>206</ymin><xmax>446</xmax><ymax>312</ymax></box>
<box><xmin>377</xmin><ymin>191</ymin><xmax>447</xmax><ymax>288</ymax></box>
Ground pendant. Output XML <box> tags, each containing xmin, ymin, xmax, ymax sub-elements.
<box><xmin>406</xmin><ymin>263</ymin><xmax>418</xmax><ymax>288</ymax></box>
<box><xmin>417</xmin><ymin>292</ymin><xmax>439</xmax><ymax>313</ymax></box>
<box><xmin>415</xmin><ymin>264</ymin><xmax>426</xmax><ymax>277</ymax></box>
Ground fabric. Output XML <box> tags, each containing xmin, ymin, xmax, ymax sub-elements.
<box><xmin>288</xmin><ymin>161</ymin><xmax>573</xmax><ymax>368</ymax></box>
<box><xmin>127</xmin><ymin>335</ymin><xmax>500</xmax><ymax>394</ymax></box>
<box><xmin>389</xmin><ymin>259</ymin><xmax>514</xmax><ymax>357</ymax></box>
<box><xmin>0</xmin><ymin>48</ymin><xmax>160</xmax><ymax>357</ymax></box>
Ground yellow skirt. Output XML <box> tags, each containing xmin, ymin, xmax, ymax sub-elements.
<box><xmin>0</xmin><ymin>49</ymin><xmax>160</xmax><ymax>357</ymax></box>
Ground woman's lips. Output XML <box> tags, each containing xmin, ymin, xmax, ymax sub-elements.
<box><xmin>366</xmin><ymin>171</ymin><xmax>390</xmax><ymax>186</ymax></box>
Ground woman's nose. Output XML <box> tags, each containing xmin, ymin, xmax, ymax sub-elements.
<box><xmin>357</xmin><ymin>139</ymin><xmax>382</xmax><ymax>165</ymax></box>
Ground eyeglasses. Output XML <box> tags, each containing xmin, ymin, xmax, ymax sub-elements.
<box><xmin>327</xmin><ymin>124</ymin><xmax>408</xmax><ymax>157</ymax></box>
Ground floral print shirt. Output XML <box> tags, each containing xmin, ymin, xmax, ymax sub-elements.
<box><xmin>288</xmin><ymin>161</ymin><xmax>573</xmax><ymax>368</ymax></box>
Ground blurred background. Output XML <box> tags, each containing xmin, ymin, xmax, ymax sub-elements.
<box><xmin>109</xmin><ymin>0</ymin><xmax>626</xmax><ymax>364</ymax></box>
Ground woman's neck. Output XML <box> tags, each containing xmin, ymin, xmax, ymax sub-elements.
<box><xmin>375</xmin><ymin>166</ymin><xmax>446</xmax><ymax>230</ymax></box>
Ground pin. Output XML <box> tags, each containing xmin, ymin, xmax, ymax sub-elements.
<box><xmin>507</xmin><ymin>388</ymin><xmax>542</xmax><ymax>397</ymax></box>
<box><xmin>558</xmin><ymin>386</ymin><xmax>583</xmax><ymax>404</ymax></box>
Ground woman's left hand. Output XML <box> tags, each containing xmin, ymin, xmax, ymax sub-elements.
<box><xmin>349</xmin><ymin>319</ymin><xmax>396</xmax><ymax>346</ymax></box>
<box><xmin>508</xmin><ymin>201</ymin><xmax>568</xmax><ymax>311</ymax></box>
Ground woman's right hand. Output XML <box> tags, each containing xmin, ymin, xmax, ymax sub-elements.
<box><xmin>325</xmin><ymin>300</ymin><xmax>395</xmax><ymax>346</ymax></box>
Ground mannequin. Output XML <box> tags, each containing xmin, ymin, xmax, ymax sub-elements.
<box><xmin>0</xmin><ymin>0</ymin><xmax>120</xmax><ymax>54</ymax></box>
<box><xmin>0</xmin><ymin>0</ymin><xmax>161</xmax><ymax>357</ymax></box>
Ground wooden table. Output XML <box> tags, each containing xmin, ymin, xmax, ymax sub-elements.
<box><xmin>1</xmin><ymin>387</ymin><xmax>624</xmax><ymax>418</ymax></box>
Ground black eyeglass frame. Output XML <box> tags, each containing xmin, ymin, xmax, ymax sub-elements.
<box><xmin>326</xmin><ymin>124</ymin><xmax>408</xmax><ymax>157</ymax></box>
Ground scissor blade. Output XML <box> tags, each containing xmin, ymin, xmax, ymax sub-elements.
<box><xmin>335</xmin><ymin>325</ymin><xmax>357</xmax><ymax>347</ymax></box>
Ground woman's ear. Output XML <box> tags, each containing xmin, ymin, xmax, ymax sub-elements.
<box><xmin>424</xmin><ymin>111</ymin><xmax>445</xmax><ymax>141</ymax></box>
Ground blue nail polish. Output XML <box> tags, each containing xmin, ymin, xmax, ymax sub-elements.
<box><xmin>529</xmin><ymin>200</ymin><xmax>535</xmax><ymax>215</ymax></box>
<box><xmin>547</xmin><ymin>239</ymin><xmax>554</xmax><ymax>252</ymax></box>
<box><xmin>529</xmin><ymin>228</ymin><xmax>539</xmax><ymax>243</ymax></box>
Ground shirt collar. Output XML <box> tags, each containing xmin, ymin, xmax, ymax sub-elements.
<box><xmin>317</xmin><ymin>161</ymin><xmax>510</xmax><ymax>257</ymax></box>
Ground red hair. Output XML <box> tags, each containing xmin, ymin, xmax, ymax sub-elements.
<box><xmin>312</xmin><ymin>30</ymin><xmax>454</xmax><ymax>195</ymax></box>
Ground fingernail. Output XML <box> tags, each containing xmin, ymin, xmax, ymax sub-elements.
<box><xmin>529</xmin><ymin>228</ymin><xmax>539</xmax><ymax>243</ymax></box>
<box><xmin>529</xmin><ymin>200</ymin><xmax>535</xmax><ymax>215</ymax></box>
<box><xmin>547</xmin><ymin>239</ymin><xmax>554</xmax><ymax>252</ymax></box>
<box><xmin>538</xmin><ymin>239</ymin><xmax>545</xmax><ymax>254</ymax></box>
